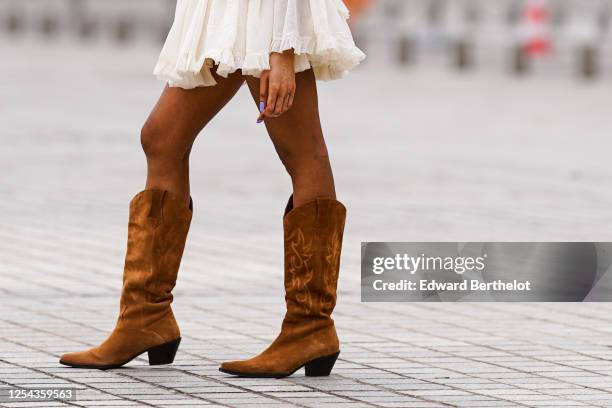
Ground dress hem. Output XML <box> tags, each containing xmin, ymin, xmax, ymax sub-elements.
<box><xmin>154</xmin><ymin>33</ymin><xmax>366</xmax><ymax>89</ymax></box>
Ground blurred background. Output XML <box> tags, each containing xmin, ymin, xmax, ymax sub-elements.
<box><xmin>1</xmin><ymin>0</ymin><xmax>612</xmax><ymax>79</ymax></box>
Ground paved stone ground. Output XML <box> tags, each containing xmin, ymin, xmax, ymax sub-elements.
<box><xmin>2</xmin><ymin>38</ymin><xmax>612</xmax><ymax>407</ymax></box>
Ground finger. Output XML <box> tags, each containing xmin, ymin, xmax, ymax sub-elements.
<box><xmin>257</xmin><ymin>73</ymin><xmax>270</xmax><ymax>123</ymax></box>
<box><xmin>281</xmin><ymin>92</ymin><xmax>291</xmax><ymax>115</ymax></box>
<box><xmin>257</xmin><ymin>100</ymin><xmax>266</xmax><ymax>122</ymax></box>
<box><xmin>264</xmin><ymin>83</ymin><xmax>279</xmax><ymax>118</ymax></box>
<box><xmin>289</xmin><ymin>85</ymin><xmax>297</xmax><ymax>109</ymax></box>
<box><xmin>273</xmin><ymin>88</ymin><xmax>287</xmax><ymax>117</ymax></box>
<box><xmin>284</xmin><ymin>89</ymin><xmax>294</xmax><ymax>112</ymax></box>
<box><xmin>279</xmin><ymin>86</ymin><xmax>294</xmax><ymax>114</ymax></box>
<box><xmin>272</xmin><ymin>95</ymin><xmax>287</xmax><ymax>117</ymax></box>
<box><xmin>259</xmin><ymin>72</ymin><xmax>269</xmax><ymax>106</ymax></box>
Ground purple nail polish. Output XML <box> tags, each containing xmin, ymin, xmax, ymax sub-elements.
<box><xmin>259</xmin><ymin>101</ymin><xmax>265</xmax><ymax>113</ymax></box>
<box><xmin>257</xmin><ymin>119</ymin><xmax>263</xmax><ymax>124</ymax></box>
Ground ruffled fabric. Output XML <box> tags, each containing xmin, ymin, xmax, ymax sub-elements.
<box><xmin>154</xmin><ymin>0</ymin><xmax>366</xmax><ymax>89</ymax></box>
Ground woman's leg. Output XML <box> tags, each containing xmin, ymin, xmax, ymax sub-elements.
<box><xmin>219</xmin><ymin>69</ymin><xmax>346</xmax><ymax>378</ymax></box>
<box><xmin>59</xmin><ymin>72</ymin><xmax>245</xmax><ymax>370</ymax></box>
<box><xmin>244</xmin><ymin>69</ymin><xmax>336</xmax><ymax>207</ymax></box>
<box><xmin>141</xmin><ymin>72</ymin><xmax>245</xmax><ymax>206</ymax></box>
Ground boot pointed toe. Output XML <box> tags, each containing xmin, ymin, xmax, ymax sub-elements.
<box><xmin>219</xmin><ymin>360</ymin><xmax>242</xmax><ymax>373</ymax></box>
<box><xmin>219</xmin><ymin>359</ymin><xmax>274</xmax><ymax>377</ymax></box>
<box><xmin>59</xmin><ymin>352</ymin><xmax>79</xmax><ymax>366</ymax></box>
<box><xmin>59</xmin><ymin>350</ymin><xmax>99</xmax><ymax>368</ymax></box>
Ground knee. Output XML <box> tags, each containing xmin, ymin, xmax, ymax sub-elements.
<box><xmin>140</xmin><ymin>118</ymin><xmax>161</xmax><ymax>159</ymax></box>
<box><xmin>140</xmin><ymin>118</ymin><xmax>189</xmax><ymax>163</ymax></box>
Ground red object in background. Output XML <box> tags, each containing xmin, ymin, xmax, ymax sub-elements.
<box><xmin>525</xmin><ymin>38</ymin><xmax>551</xmax><ymax>55</ymax></box>
<box><xmin>522</xmin><ymin>0</ymin><xmax>552</xmax><ymax>56</ymax></box>
<box><xmin>343</xmin><ymin>0</ymin><xmax>374</xmax><ymax>22</ymax></box>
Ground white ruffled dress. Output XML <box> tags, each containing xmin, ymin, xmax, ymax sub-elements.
<box><xmin>154</xmin><ymin>0</ymin><xmax>366</xmax><ymax>89</ymax></box>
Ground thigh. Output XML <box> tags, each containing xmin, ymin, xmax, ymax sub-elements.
<box><xmin>144</xmin><ymin>71</ymin><xmax>245</xmax><ymax>151</ymax></box>
<box><xmin>244</xmin><ymin>70</ymin><xmax>328</xmax><ymax>162</ymax></box>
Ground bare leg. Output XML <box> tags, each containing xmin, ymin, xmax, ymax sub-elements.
<box><xmin>244</xmin><ymin>70</ymin><xmax>336</xmax><ymax>207</ymax></box>
<box><xmin>219</xmin><ymin>72</ymin><xmax>345</xmax><ymax>379</ymax></box>
<box><xmin>141</xmin><ymin>71</ymin><xmax>245</xmax><ymax>205</ymax></box>
<box><xmin>59</xmin><ymin>72</ymin><xmax>246</xmax><ymax>370</ymax></box>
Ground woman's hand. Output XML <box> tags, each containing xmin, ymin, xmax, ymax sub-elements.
<box><xmin>257</xmin><ymin>49</ymin><xmax>296</xmax><ymax>123</ymax></box>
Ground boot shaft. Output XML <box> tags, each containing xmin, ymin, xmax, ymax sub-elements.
<box><xmin>120</xmin><ymin>190</ymin><xmax>193</xmax><ymax>324</ymax></box>
<box><xmin>283</xmin><ymin>196</ymin><xmax>346</xmax><ymax>321</ymax></box>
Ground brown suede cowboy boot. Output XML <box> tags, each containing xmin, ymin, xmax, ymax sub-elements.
<box><xmin>60</xmin><ymin>190</ymin><xmax>192</xmax><ymax>369</ymax></box>
<box><xmin>220</xmin><ymin>195</ymin><xmax>346</xmax><ymax>378</ymax></box>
